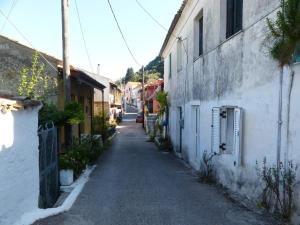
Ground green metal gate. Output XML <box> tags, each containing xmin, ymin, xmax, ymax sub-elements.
<box><xmin>38</xmin><ymin>123</ymin><xmax>59</xmax><ymax>208</ymax></box>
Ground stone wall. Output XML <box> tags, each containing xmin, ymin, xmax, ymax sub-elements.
<box><xmin>0</xmin><ymin>35</ymin><xmax>59</xmax><ymax>102</ymax></box>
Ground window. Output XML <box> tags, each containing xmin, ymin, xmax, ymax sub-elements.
<box><xmin>194</xmin><ymin>11</ymin><xmax>203</xmax><ymax>58</ymax></box>
<box><xmin>199</xmin><ymin>17</ymin><xmax>203</xmax><ymax>56</ymax></box>
<box><xmin>226</xmin><ymin>0</ymin><xmax>243</xmax><ymax>38</ymax></box>
<box><xmin>211</xmin><ymin>106</ymin><xmax>243</xmax><ymax>166</ymax></box>
<box><xmin>168</xmin><ymin>53</ymin><xmax>172</xmax><ymax>78</ymax></box>
<box><xmin>177</xmin><ymin>39</ymin><xmax>183</xmax><ymax>71</ymax></box>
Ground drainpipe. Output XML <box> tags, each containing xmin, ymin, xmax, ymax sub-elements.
<box><xmin>277</xmin><ymin>67</ymin><xmax>283</xmax><ymax>171</ymax></box>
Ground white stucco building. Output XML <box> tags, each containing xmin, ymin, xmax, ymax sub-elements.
<box><xmin>0</xmin><ymin>94</ymin><xmax>41</xmax><ymax>225</ymax></box>
<box><xmin>125</xmin><ymin>82</ymin><xmax>141</xmax><ymax>108</ymax></box>
<box><xmin>160</xmin><ymin>0</ymin><xmax>300</xmax><ymax>222</ymax></box>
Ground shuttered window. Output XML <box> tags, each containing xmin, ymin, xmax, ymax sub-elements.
<box><xmin>211</xmin><ymin>108</ymin><xmax>221</xmax><ymax>153</ymax></box>
<box><xmin>226</xmin><ymin>0</ymin><xmax>243</xmax><ymax>38</ymax></box>
<box><xmin>211</xmin><ymin>106</ymin><xmax>243</xmax><ymax>166</ymax></box>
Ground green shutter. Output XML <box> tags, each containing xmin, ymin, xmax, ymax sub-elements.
<box><xmin>169</xmin><ymin>54</ymin><xmax>172</xmax><ymax>78</ymax></box>
<box><xmin>294</xmin><ymin>42</ymin><xmax>300</xmax><ymax>63</ymax></box>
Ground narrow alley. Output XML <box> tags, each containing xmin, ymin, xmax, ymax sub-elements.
<box><xmin>33</xmin><ymin>118</ymin><xmax>276</xmax><ymax>225</ymax></box>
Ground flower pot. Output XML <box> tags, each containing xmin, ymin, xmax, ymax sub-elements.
<box><xmin>60</xmin><ymin>169</ymin><xmax>74</xmax><ymax>186</ymax></box>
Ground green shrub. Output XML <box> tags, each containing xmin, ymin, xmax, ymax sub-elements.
<box><xmin>59</xmin><ymin>136</ymin><xmax>103</xmax><ymax>177</ymax></box>
<box><xmin>93</xmin><ymin>113</ymin><xmax>116</xmax><ymax>140</ymax></box>
<box><xmin>64</xmin><ymin>101</ymin><xmax>84</xmax><ymax>125</ymax></box>
<box><xmin>39</xmin><ymin>103</ymin><xmax>65</xmax><ymax>127</ymax></box>
<box><xmin>39</xmin><ymin>101</ymin><xmax>84</xmax><ymax>127</ymax></box>
<box><xmin>256</xmin><ymin>158</ymin><xmax>298</xmax><ymax>220</ymax></box>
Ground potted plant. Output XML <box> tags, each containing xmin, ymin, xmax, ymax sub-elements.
<box><xmin>59</xmin><ymin>153</ymin><xmax>74</xmax><ymax>186</ymax></box>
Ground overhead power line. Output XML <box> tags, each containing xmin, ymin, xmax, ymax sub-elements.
<box><xmin>74</xmin><ymin>0</ymin><xmax>94</xmax><ymax>73</ymax></box>
<box><xmin>136</xmin><ymin>0</ymin><xmax>171</xmax><ymax>35</ymax></box>
<box><xmin>0</xmin><ymin>0</ymin><xmax>19</xmax><ymax>32</ymax></box>
<box><xmin>107</xmin><ymin>0</ymin><xmax>141</xmax><ymax>67</ymax></box>
<box><xmin>0</xmin><ymin>9</ymin><xmax>58</xmax><ymax>72</ymax></box>
<box><xmin>135</xmin><ymin>0</ymin><xmax>188</xmax><ymax>55</ymax></box>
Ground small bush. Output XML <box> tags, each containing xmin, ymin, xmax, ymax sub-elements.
<box><xmin>39</xmin><ymin>101</ymin><xmax>84</xmax><ymax>127</ymax></box>
<box><xmin>199</xmin><ymin>150</ymin><xmax>217</xmax><ymax>183</ymax></box>
<box><xmin>59</xmin><ymin>136</ymin><xmax>103</xmax><ymax>177</ymax></box>
<box><xmin>64</xmin><ymin>102</ymin><xmax>84</xmax><ymax>125</ymax></box>
<box><xmin>257</xmin><ymin>158</ymin><xmax>298</xmax><ymax>220</ymax></box>
<box><xmin>93</xmin><ymin>113</ymin><xmax>116</xmax><ymax>141</ymax></box>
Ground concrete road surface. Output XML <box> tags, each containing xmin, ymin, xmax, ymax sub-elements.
<box><xmin>33</xmin><ymin>122</ymin><xmax>277</xmax><ymax>225</ymax></box>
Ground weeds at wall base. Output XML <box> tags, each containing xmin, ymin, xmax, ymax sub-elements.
<box><xmin>256</xmin><ymin>158</ymin><xmax>298</xmax><ymax>221</ymax></box>
<box><xmin>198</xmin><ymin>150</ymin><xmax>218</xmax><ymax>184</ymax></box>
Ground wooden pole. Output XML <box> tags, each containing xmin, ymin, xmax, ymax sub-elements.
<box><xmin>62</xmin><ymin>0</ymin><xmax>71</xmax><ymax>103</ymax></box>
<box><xmin>142</xmin><ymin>65</ymin><xmax>145</xmax><ymax>128</ymax></box>
<box><xmin>62</xmin><ymin>0</ymin><xmax>72</xmax><ymax>146</ymax></box>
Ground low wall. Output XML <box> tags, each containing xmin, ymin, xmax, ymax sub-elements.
<box><xmin>0</xmin><ymin>106</ymin><xmax>40</xmax><ymax>225</ymax></box>
<box><xmin>145</xmin><ymin>114</ymin><xmax>157</xmax><ymax>136</ymax></box>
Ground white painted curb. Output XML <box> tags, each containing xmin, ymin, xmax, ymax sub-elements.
<box><xmin>14</xmin><ymin>165</ymin><xmax>97</xmax><ymax>225</ymax></box>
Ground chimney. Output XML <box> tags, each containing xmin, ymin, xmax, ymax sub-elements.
<box><xmin>97</xmin><ymin>64</ymin><xmax>100</xmax><ymax>75</ymax></box>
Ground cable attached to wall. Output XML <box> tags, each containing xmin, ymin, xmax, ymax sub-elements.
<box><xmin>107</xmin><ymin>0</ymin><xmax>141</xmax><ymax>67</ymax></box>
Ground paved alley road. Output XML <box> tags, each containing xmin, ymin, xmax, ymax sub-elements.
<box><xmin>34</xmin><ymin>122</ymin><xmax>276</xmax><ymax>225</ymax></box>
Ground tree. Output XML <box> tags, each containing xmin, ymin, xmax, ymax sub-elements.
<box><xmin>144</xmin><ymin>72</ymin><xmax>160</xmax><ymax>83</ymax></box>
<box><xmin>144</xmin><ymin>56</ymin><xmax>164</xmax><ymax>77</ymax></box>
<box><xmin>266</xmin><ymin>0</ymin><xmax>300</xmax><ymax>66</ymax></box>
<box><xmin>124</xmin><ymin>67</ymin><xmax>134</xmax><ymax>83</ymax></box>
<box><xmin>264</xmin><ymin>0</ymin><xmax>300</xmax><ymax>219</ymax></box>
<box><xmin>18</xmin><ymin>51</ymin><xmax>51</xmax><ymax>100</ymax></box>
<box><xmin>156</xmin><ymin>91</ymin><xmax>168</xmax><ymax>116</ymax></box>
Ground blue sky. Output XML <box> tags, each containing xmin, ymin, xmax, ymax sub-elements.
<box><xmin>0</xmin><ymin>0</ymin><xmax>182</xmax><ymax>80</ymax></box>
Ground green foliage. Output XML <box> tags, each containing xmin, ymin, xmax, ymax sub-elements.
<box><xmin>59</xmin><ymin>136</ymin><xmax>103</xmax><ymax>177</ymax></box>
<box><xmin>144</xmin><ymin>56</ymin><xmax>164</xmax><ymax>76</ymax></box>
<box><xmin>120</xmin><ymin>56</ymin><xmax>164</xmax><ymax>84</ymax></box>
<box><xmin>93</xmin><ymin>113</ymin><xmax>116</xmax><ymax>140</ymax></box>
<box><xmin>157</xmin><ymin>136</ymin><xmax>173</xmax><ymax>151</ymax></box>
<box><xmin>38</xmin><ymin>103</ymin><xmax>65</xmax><ymax>126</ymax></box>
<box><xmin>64</xmin><ymin>101</ymin><xmax>84</xmax><ymax>125</ymax></box>
<box><xmin>199</xmin><ymin>151</ymin><xmax>217</xmax><ymax>183</ymax></box>
<box><xmin>266</xmin><ymin>0</ymin><xmax>300</xmax><ymax>66</ymax></box>
<box><xmin>145</xmin><ymin>72</ymin><xmax>161</xmax><ymax>83</ymax></box>
<box><xmin>156</xmin><ymin>91</ymin><xmax>168</xmax><ymax>115</ymax></box>
<box><xmin>257</xmin><ymin>158</ymin><xmax>298</xmax><ymax>220</ymax></box>
<box><xmin>39</xmin><ymin>101</ymin><xmax>84</xmax><ymax>127</ymax></box>
<box><xmin>124</xmin><ymin>67</ymin><xmax>135</xmax><ymax>83</ymax></box>
<box><xmin>18</xmin><ymin>51</ymin><xmax>49</xmax><ymax>99</ymax></box>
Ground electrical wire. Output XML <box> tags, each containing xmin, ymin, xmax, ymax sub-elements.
<box><xmin>74</xmin><ymin>0</ymin><xmax>94</xmax><ymax>73</ymax></box>
<box><xmin>0</xmin><ymin>0</ymin><xmax>18</xmax><ymax>32</ymax></box>
<box><xmin>135</xmin><ymin>0</ymin><xmax>187</xmax><ymax>55</ymax></box>
<box><xmin>135</xmin><ymin>0</ymin><xmax>177</xmax><ymax>38</ymax></box>
<box><xmin>106</xmin><ymin>0</ymin><xmax>141</xmax><ymax>67</ymax></box>
<box><xmin>0</xmin><ymin>9</ymin><xmax>58</xmax><ymax>72</ymax></box>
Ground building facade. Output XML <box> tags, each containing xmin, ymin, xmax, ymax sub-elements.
<box><xmin>125</xmin><ymin>82</ymin><xmax>141</xmax><ymax>107</ymax></box>
<box><xmin>0</xmin><ymin>35</ymin><xmax>106</xmax><ymax>151</ymax></box>
<box><xmin>145</xmin><ymin>79</ymin><xmax>164</xmax><ymax>114</ymax></box>
<box><xmin>160</xmin><ymin>0</ymin><xmax>300</xmax><ymax>222</ymax></box>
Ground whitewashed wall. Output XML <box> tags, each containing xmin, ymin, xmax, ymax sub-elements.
<box><xmin>0</xmin><ymin>107</ymin><xmax>40</xmax><ymax>225</ymax></box>
<box><xmin>162</xmin><ymin>0</ymin><xmax>300</xmax><ymax>223</ymax></box>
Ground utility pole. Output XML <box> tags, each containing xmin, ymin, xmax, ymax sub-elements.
<box><xmin>62</xmin><ymin>0</ymin><xmax>71</xmax><ymax>103</ymax></box>
<box><xmin>62</xmin><ymin>0</ymin><xmax>72</xmax><ymax>146</ymax></box>
<box><xmin>142</xmin><ymin>65</ymin><xmax>145</xmax><ymax>128</ymax></box>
